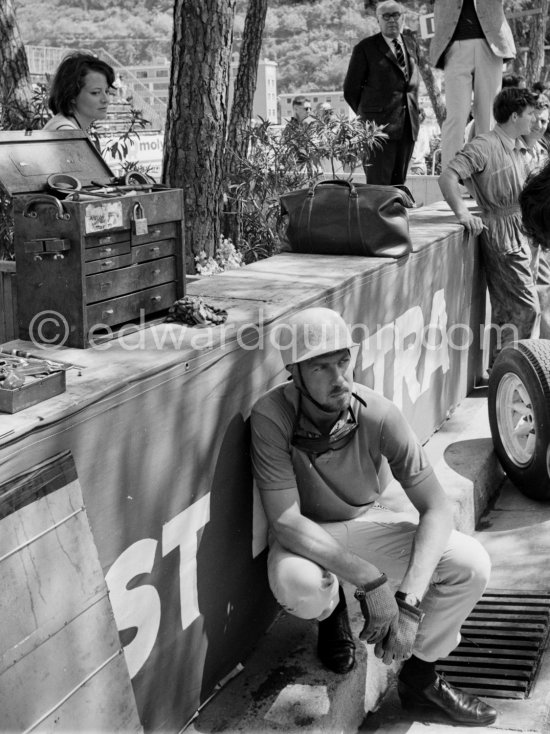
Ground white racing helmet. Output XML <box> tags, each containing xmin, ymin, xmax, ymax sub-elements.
<box><xmin>276</xmin><ymin>307</ymin><xmax>358</xmax><ymax>368</ymax></box>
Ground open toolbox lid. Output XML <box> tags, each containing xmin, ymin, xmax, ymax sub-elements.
<box><xmin>0</xmin><ymin>130</ymin><xmax>115</xmax><ymax>196</ymax></box>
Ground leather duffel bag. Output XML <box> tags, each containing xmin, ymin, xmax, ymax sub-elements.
<box><xmin>280</xmin><ymin>179</ymin><xmax>414</xmax><ymax>258</ymax></box>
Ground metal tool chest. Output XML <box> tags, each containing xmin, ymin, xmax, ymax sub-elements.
<box><xmin>0</xmin><ymin>130</ymin><xmax>185</xmax><ymax>348</ymax></box>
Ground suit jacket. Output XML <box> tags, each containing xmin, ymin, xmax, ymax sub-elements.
<box><xmin>343</xmin><ymin>31</ymin><xmax>420</xmax><ymax>141</ymax></box>
<box><xmin>429</xmin><ymin>0</ymin><xmax>516</xmax><ymax>69</ymax></box>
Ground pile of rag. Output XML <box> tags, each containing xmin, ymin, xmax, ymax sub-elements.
<box><xmin>166</xmin><ymin>296</ymin><xmax>228</xmax><ymax>326</ymax></box>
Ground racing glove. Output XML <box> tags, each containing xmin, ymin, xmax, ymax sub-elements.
<box><xmin>354</xmin><ymin>574</ymin><xmax>399</xmax><ymax>644</ymax></box>
<box><xmin>374</xmin><ymin>594</ymin><xmax>424</xmax><ymax>665</ymax></box>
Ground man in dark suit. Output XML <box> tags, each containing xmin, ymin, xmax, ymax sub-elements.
<box><xmin>344</xmin><ymin>0</ymin><xmax>420</xmax><ymax>185</ymax></box>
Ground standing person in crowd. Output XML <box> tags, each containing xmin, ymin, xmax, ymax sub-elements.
<box><xmin>521</xmin><ymin>93</ymin><xmax>550</xmax><ymax>337</ymax></box>
<box><xmin>439</xmin><ymin>87</ymin><xmax>539</xmax><ymax>366</ymax></box>
<box><xmin>502</xmin><ymin>73</ymin><xmax>527</xmax><ymax>90</ymax></box>
<box><xmin>429</xmin><ymin>0</ymin><xmax>516</xmax><ymax>169</ymax></box>
<box><xmin>343</xmin><ymin>1</ymin><xmax>420</xmax><ymax>186</ymax></box>
<box><xmin>282</xmin><ymin>95</ymin><xmax>314</xmax><ymax>137</ymax></box>
<box><xmin>251</xmin><ymin>306</ymin><xmax>497</xmax><ymax>728</ymax></box>
<box><xmin>43</xmin><ymin>53</ymin><xmax>115</xmax><ymax>133</ymax></box>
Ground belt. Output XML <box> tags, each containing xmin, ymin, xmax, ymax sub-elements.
<box><xmin>482</xmin><ymin>204</ymin><xmax>521</xmax><ymax>219</ymax></box>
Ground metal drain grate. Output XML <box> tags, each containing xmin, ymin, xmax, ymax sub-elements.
<box><xmin>437</xmin><ymin>590</ymin><xmax>550</xmax><ymax>699</ymax></box>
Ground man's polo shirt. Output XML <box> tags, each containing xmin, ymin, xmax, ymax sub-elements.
<box><xmin>251</xmin><ymin>382</ymin><xmax>433</xmax><ymax>523</ymax></box>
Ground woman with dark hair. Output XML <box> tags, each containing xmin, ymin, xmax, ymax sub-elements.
<box><xmin>43</xmin><ymin>53</ymin><xmax>115</xmax><ymax>132</ymax></box>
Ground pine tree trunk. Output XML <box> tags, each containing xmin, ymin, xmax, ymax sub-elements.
<box><xmin>226</xmin><ymin>0</ymin><xmax>268</xmax><ymax>167</ymax></box>
<box><xmin>525</xmin><ymin>1</ymin><xmax>550</xmax><ymax>86</ymax></box>
<box><xmin>224</xmin><ymin>0</ymin><xmax>268</xmax><ymax>245</ymax></box>
<box><xmin>163</xmin><ymin>0</ymin><xmax>236</xmax><ymax>273</ymax></box>
<box><xmin>0</xmin><ymin>0</ymin><xmax>32</xmax><ymax>129</ymax></box>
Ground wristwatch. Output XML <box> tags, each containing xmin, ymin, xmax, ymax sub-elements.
<box><xmin>395</xmin><ymin>590</ymin><xmax>421</xmax><ymax>608</ymax></box>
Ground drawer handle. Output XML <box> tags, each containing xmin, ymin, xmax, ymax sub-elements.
<box><xmin>150</xmin><ymin>246</ymin><xmax>160</xmax><ymax>254</ymax></box>
<box><xmin>103</xmin><ymin>309</ymin><xmax>114</xmax><ymax>316</ymax></box>
<box><xmin>101</xmin><ymin>260</ymin><xmax>113</xmax><ymax>267</ymax></box>
<box><xmin>152</xmin><ymin>229</ymin><xmax>162</xmax><ymax>236</ymax></box>
<box><xmin>100</xmin><ymin>282</ymin><xmax>112</xmax><ymax>289</ymax></box>
<box><xmin>100</xmin><ymin>247</ymin><xmax>113</xmax><ymax>255</ymax></box>
<box><xmin>151</xmin><ymin>295</ymin><xmax>162</xmax><ymax>303</ymax></box>
<box><xmin>152</xmin><ymin>268</ymin><xmax>160</xmax><ymax>275</ymax></box>
<box><xmin>98</xmin><ymin>236</ymin><xmax>114</xmax><ymax>245</ymax></box>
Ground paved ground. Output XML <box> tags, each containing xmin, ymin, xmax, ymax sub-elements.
<box><xmin>186</xmin><ymin>388</ymin><xmax>550</xmax><ymax>734</ymax></box>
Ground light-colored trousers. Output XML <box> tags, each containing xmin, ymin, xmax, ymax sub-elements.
<box><xmin>441</xmin><ymin>39</ymin><xmax>504</xmax><ymax>170</ymax></box>
<box><xmin>268</xmin><ymin>507</ymin><xmax>491</xmax><ymax>663</ymax></box>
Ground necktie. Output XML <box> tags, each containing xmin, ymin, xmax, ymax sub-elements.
<box><xmin>392</xmin><ymin>39</ymin><xmax>408</xmax><ymax>80</ymax></box>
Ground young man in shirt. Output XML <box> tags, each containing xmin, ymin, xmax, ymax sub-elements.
<box><xmin>439</xmin><ymin>87</ymin><xmax>540</xmax><ymax>366</ymax></box>
<box><xmin>251</xmin><ymin>307</ymin><xmax>496</xmax><ymax>727</ymax></box>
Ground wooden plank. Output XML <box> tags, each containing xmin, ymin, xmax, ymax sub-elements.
<box><xmin>0</xmin><ymin>476</ymin><xmax>105</xmax><ymax>663</ymax></box>
<box><xmin>0</xmin><ymin>452</ymin><xmax>141</xmax><ymax>732</ymax></box>
<box><xmin>0</xmin><ymin>595</ymin><xmax>139</xmax><ymax>732</ymax></box>
<box><xmin>26</xmin><ymin>651</ymin><xmax>143</xmax><ymax>733</ymax></box>
<box><xmin>0</xmin><ymin>450</ymin><xmax>76</xmax><ymax>519</ymax></box>
<box><xmin>0</xmin><ymin>502</ymin><xmax>107</xmax><ymax>666</ymax></box>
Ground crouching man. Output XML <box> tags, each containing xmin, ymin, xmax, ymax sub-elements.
<box><xmin>250</xmin><ymin>307</ymin><xmax>496</xmax><ymax>727</ymax></box>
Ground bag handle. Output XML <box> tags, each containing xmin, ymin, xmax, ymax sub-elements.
<box><xmin>308</xmin><ymin>179</ymin><xmax>358</xmax><ymax>198</ymax></box>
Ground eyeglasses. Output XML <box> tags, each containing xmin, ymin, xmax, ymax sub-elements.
<box><xmin>303</xmin><ymin>106</ymin><xmax>312</xmax><ymax>111</ymax></box>
<box><xmin>381</xmin><ymin>12</ymin><xmax>402</xmax><ymax>21</ymax></box>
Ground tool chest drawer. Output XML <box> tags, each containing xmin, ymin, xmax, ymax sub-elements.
<box><xmin>1</xmin><ymin>130</ymin><xmax>185</xmax><ymax>348</ymax></box>
<box><xmin>85</xmin><ymin>253</ymin><xmax>133</xmax><ymax>275</ymax></box>
<box><xmin>86</xmin><ymin>256</ymin><xmax>176</xmax><ymax>303</ymax></box>
<box><xmin>85</xmin><ymin>230</ymin><xmax>130</xmax><ymax>249</ymax></box>
<box><xmin>87</xmin><ymin>283</ymin><xmax>177</xmax><ymax>327</ymax></box>
<box><xmin>85</xmin><ymin>240</ymin><xmax>131</xmax><ymax>261</ymax></box>
<box><xmin>131</xmin><ymin>220</ymin><xmax>177</xmax><ymax>246</ymax></box>
<box><xmin>132</xmin><ymin>239</ymin><xmax>176</xmax><ymax>263</ymax></box>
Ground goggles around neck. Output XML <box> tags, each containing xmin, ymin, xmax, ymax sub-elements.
<box><xmin>291</xmin><ymin>392</ymin><xmax>365</xmax><ymax>455</ymax></box>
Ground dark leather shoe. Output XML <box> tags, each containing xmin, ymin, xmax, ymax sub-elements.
<box><xmin>317</xmin><ymin>586</ymin><xmax>356</xmax><ymax>674</ymax></box>
<box><xmin>398</xmin><ymin>674</ymin><xmax>497</xmax><ymax>726</ymax></box>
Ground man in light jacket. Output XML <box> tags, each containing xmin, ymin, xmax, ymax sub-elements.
<box><xmin>429</xmin><ymin>0</ymin><xmax>516</xmax><ymax>168</ymax></box>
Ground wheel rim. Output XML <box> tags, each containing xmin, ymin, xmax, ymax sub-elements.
<box><xmin>495</xmin><ymin>372</ymin><xmax>536</xmax><ymax>466</ymax></box>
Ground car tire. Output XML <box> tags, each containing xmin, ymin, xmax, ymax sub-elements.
<box><xmin>488</xmin><ymin>339</ymin><xmax>550</xmax><ymax>500</ymax></box>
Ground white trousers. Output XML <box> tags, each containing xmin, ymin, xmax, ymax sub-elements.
<box><xmin>268</xmin><ymin>507</ymin><xmax>491</xmax><ymax>662</ymax></box>
<box><xmin>441</xmin><ymin>39</ymin><xmax>504</xmax><ymax>170</ymax></box>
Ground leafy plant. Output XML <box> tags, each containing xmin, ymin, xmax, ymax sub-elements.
<box><xmin>99</xmin><ymin>107</ymin><xmax>151</xmax><ymax>161</ymax></box>
<box><xmin>424</xmin><ymin>132</ymin><xmax>442</xmax><ymax>176</ymax></box>
<box><xmin>195</xmin><ymin>236</ymin><xmax>244</xmax><ymax>275</ymax></box>
<box><xmin>224</xmin><ymin>113</ymin><xmax>386</xmax><ymax>263</ymax></box>
<box><xmin>0</xmin><ymin>82</ymin><xmax>52</xmax><ymax>260</ymax></box>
